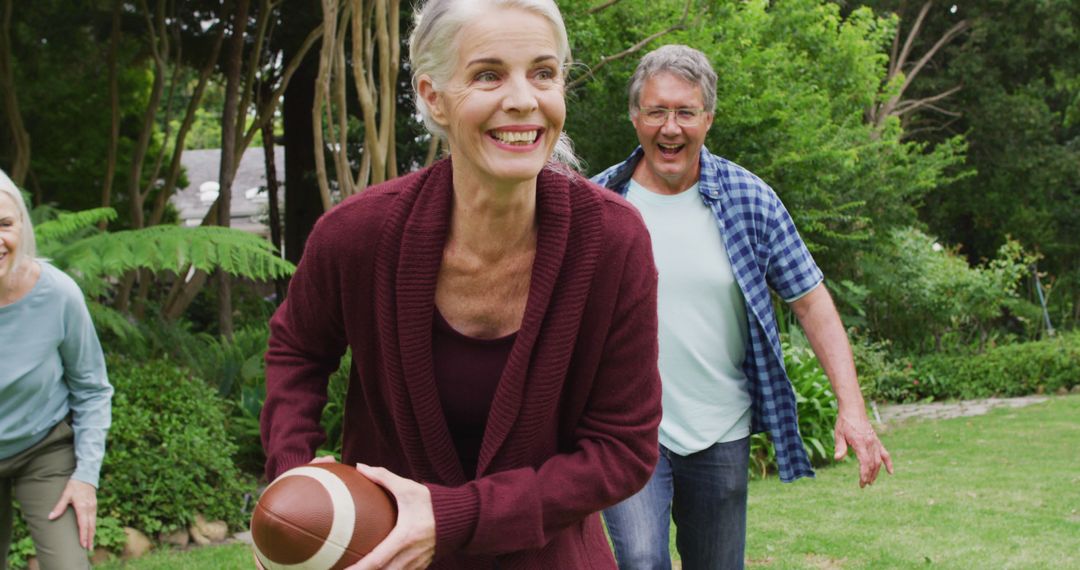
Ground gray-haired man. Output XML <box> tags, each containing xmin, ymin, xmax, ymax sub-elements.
<box><xmin>593</xmin><ymin>44</ymin><xmax>893</xmax><ymax>569</ymax></box>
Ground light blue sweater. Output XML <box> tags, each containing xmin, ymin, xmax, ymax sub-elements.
<box><xmin>0</xmin><ymin>262</ymin><xmax>112</xmax><ymax>487</ymax></box>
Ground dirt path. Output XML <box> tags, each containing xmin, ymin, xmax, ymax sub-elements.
<box><xmin>873</xmin><ymin>395</ymin><xmax>1051</xmax><ymax>424</ymax></box>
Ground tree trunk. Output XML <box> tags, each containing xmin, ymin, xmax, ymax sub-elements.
<box><xmin>100</xmin><ymin>0</ymin><xmax>121</xmax><ymax>228</ymax></box>
<box><xmin>0</xmin><ymin>0</ymin><xmax>31</xmax><ymax>186</ymax></box>
<box><xmin>163</xmin><ymin>267</ymin><xmax>210</xmax><ymax>322</ymax></box>
<box><xmin>261</xmin><ymin>110</ymin><xmax>287</xmax><ymax>302</ymax></box>
<box><xmin>148</xmin><ymin>20</ymin><xmax>227</xmax><ymax>227</ymax></box>
<box><xmin>117</xmin><ymin>0</ymin><xmax>170</xmax><ymax>314</ymax></box>
<box><xmin>283</xmin><ymin>41</ymin><xmax>323</xmax><ymax>266</ymax></box>
<box><xmin>216</xmin><ymin>0</ymin><xmax>252</xmax><ymax>340</ymax></box>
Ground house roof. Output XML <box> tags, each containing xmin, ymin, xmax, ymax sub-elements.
<box><xmin>172</xmin><ymin>146</ymin><xmax>285</xmax><ymax>236</ymax></box>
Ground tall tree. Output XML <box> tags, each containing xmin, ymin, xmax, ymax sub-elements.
<box><xmin>0</xmin><ymin>0</ymin><xmax>30</xmax><ymax>186</ymax></box>
<box><xmin>852</xmin><ymin>0</ymin><xmax>1080</xmax><ymax>326</ymax></box>
<box><xmin>312</xmin><ymin>0</ymin><xmax>400</xmax><ymax>209</ymax></box>
<box><xmin>864</xmin><ymin>1</ymin><xmax>969</xmax><ymax>136</ymax></box>
<box><xmin>215</xmin><ymin>0</ymin><xmax>252</xmax><ymax>339</ymax></box>
<box><xmin>162</xmin><ymin>0</ymin><xmax>322</xmax><ymax>320</ymax></box>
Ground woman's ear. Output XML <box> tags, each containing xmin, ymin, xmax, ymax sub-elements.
<box><xmin>417</xmin><ymin>75</ymin><xmax>447</xmax><ymax>126</ymax></box>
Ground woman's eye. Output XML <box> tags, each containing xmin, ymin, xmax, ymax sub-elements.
<box><xmin>475</xmin><ymin>71</ymin><xmax>500</xmax><ymax>83</ymax></box>
<box><xmin>535</xmin><ymin>68</ymin><xmax>555</xmax><ymax>80</ymax></box>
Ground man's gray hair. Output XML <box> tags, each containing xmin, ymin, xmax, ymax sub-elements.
<box><xmin>628</xmin><ymin>44</ymin><xmax>718</xmax><ymax>113</ymax></box>
<box><xmin>408</xmin><ymin>0</ymin><xmax>580</xmax><ymax>170</ymax></box>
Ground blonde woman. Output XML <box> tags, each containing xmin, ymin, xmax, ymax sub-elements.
<box><xmin>260</xmin><ymin>1</ymin><xmax>662</xmax><ymax>568</ymax></box>
<box><xmin>0</xmin><ymin>169</ymin><xmax>112</xmax><ymax>569</ymax></box>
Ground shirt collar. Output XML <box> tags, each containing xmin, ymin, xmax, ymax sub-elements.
<box><xmin>610</xmin><ymin>146</ymin><xmax>725</xmax><ymax>201</ymax></box>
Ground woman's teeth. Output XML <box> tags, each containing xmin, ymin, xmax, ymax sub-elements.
<box><xmin>493</xmin><ymin>130</ymin><xmax>538</xmax><ymax>144</ymax></box>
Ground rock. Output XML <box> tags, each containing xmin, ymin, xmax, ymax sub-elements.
<box><xmin>189</xmin><ymin>514</ymin><xmax>227</xmax><ymax>545</ymax></box>
<box><xmin>1056</xmin><ymin>386</ymin><xmax>1069</xmax><ymax>396</ymax></box>
<box><xmin>90</xmin><ymin>547</ymin><xmax>112</xmax><ymax>564</ymax></box>
<box><xmin>122</xmin><ymin>527</ymin><xmax>153</xmax><ymax>559</ymax></box>
<box><xmin>204</xmin><ymin>520</ymin><xmax>229</xmax><ymax>543</ymax></box>
<box><xmin>189</xmin><ymin>515</ymin><xmax>211</xmax><ymax>546</ymax></box>
<box><xmin>159</xmin><ymin>528</ymin><xmax>190</xmax><ymax>548</ymax></box>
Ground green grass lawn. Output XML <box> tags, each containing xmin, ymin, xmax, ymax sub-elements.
<box><xmin>745</xmin><ymin>394</ymin><xmax>1080</xmax><ymax>569</ymax></box>
<box><xmin>93</xmin><ymin>542</ymin><xmax>253</xmax><ymax>569</ymax></box>
<box><xmin>92</xmin><ymin>395</ymin><xmax>1080</xmax><ymax>569</ymax></box>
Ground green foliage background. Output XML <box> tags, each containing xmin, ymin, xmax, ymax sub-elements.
<box><xmin>562</xmin><ymin>0</ymin><xmax>966</xmax><ymax>279</ymax></box>
<box><xmin>99</xmin><ymin>358</ymin><xmax>255</xmax><ymax>535</ymax></box>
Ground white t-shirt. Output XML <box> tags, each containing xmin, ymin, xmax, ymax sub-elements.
<box><xmin>626</xmin><ymin>179</ymin><xmax>751</xmax><ymax>454</ymax></box>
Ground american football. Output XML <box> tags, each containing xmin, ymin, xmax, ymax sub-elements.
<box><xmin>251</xmin><ymin>463</ymin><xmax>397</xmax><ymax>570</ymax></box>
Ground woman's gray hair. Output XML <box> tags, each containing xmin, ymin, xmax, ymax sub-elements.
<box><xmin>628</xmin><ymin>44</ymin><xmax>718</xmax><ymax>113</ymax></box>
<box><xmin>0</xmin><ymin>168</ymin><xmax>36</xmax><ymax>274</ymax></box>
<box><xmin>408</xmin><ymin>0</ymin><xmax>581</xmax><ymax>171</ymax></box>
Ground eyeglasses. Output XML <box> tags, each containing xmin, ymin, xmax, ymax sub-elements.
<box><xmin>636</xmin><ymin>106</ymin><xmax>709</xmax><ymax>127</ymax></box>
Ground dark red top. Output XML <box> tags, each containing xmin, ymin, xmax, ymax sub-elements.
<box><xmin>262</xmin><ymin>159</ymin><xmax>661</xmax><ymax>568</ymax></box>
<box><xmin>432</xmin><ymin>308</ymin><xmax>515</xmax><ymax>479</ymax></box>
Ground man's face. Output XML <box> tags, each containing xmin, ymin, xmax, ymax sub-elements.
<box><xmin>630</xmin><ymin>72</ymin><xmax>713</xmax><ymax>195</ymax></box>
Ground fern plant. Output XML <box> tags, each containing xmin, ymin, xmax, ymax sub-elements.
<box><xmin>37</xmin><ymin>214</ymin><xmax>294</xmax><ymax>296</ymax></box>
<box><xmin>31</xmin><ymin>205</ymin><xmax>294</xmax><ymax>341</ymax></box>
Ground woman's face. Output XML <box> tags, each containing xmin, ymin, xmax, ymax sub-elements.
<box><xmin>0</xmin><ymin>192</ymin><xmax>23</xmax><ymax>284</ymax></box>
<box><xmin>420</xmin><ymin>7</ymin><xmax>566</xmax><ymax>188</ymax></box>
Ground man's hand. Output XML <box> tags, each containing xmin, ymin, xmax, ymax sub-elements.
<box><xmin>834</xmin><ymin>413</ymin><xmax>893</xmax><ymax>487</ymax></box>
<box><xmin>48</xmin><ymin>479</ymin><xmax>97</xmax><ymax>549</ymax></box>
<box><xmin>347</xmin><ymin>464</ymin><xmax>436</xmax><ymax>570</ymax></box>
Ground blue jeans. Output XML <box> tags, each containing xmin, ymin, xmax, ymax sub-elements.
<box><xmin>604</xmin><ymin>437</ymin><xmax>750</xmax><ymax>570</ymax></box>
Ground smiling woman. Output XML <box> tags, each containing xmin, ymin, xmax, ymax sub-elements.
<box><xmin>259</xmin><ymin>0</ymin><xmax>663</xmax><ymax>569</ymax></box>
<box><xmin>416</xmin><ymin>7</ymin><xmax>567</xmax><ymax>199</ymax></box>
<box><xmin>0</xmin><ymin>169</ymin><xmax>113</xmax><ymax>569</ymax></box>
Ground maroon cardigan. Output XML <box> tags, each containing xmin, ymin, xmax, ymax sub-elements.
<box><xmin>262</xmin><ymin>159</ymin><xmax>661</xmax><ymax>568</ymax></box>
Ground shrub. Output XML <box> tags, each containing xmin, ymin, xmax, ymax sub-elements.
<box><xmin>6</xmin><ymin>513</ymin><xmax>34</xmax><ymax>570</ymax></box>
<box><xmin>97</xmin><ymin>358</ymin><xmax>255</xmax><ymax>535</ymax></box>
<box><xmin>859</xmin><ymin>228</ymin><xmax>1039</xmax><ymax>353</ymax></box>
<box><xmin>872</xmin><ymin>331</ymin><xmax>1080</xmax><ymax>402</ymax></box>
<box><xmin>850</xmin><ymin>335</ymin><xmax>920</xmax><ymax>403</ymax></box>
<box><xmin>2</xmin><ymin>359</ymin><xmax>243</xmax><ymax>567</ymax></box>
<box><xmin>750</xmin><ymin>341</ymin><xmax>839</xmax><ymax>478</ymax></box>
<box><xmin>114</xmin><ymin>322</ymin><xmax>355</xmax><ymax>479</ymax></box>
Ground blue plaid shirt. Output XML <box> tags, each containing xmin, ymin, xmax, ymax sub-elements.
<box><xmin>593</xmin><ymin>146</ymin><xmax>822</xmax><ymax>482</ymax></box>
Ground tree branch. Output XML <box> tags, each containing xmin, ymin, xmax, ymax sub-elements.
<box><xmin>149</xmin><ymin>21</ymin><xmax>227</xmax><ymax>227</ymax></box>
<box><xmin>892</xmin><ymin>83</ymin><xmax>963</xmax><ymax>116</ymax></box>
<box><xmin>897</xmin><ymin>18</ymin><xmax>968</xmax><ymax>98</ymax></box>
<box><xmin>243</xmin><ymin>21</ymin><xmax>324</xmax><ymax>151</ymax></box>
<box><xmin>892</xmin><ymin>1</ymin><xmax>931</xmax><ymax>81</ymax></box>
<box><xmin>588</xmin><ymin>0</ymin><xmax>622</xmax><ymax>14</ymax></box>
<box><xmin>568</xmin><ymin>0</ymin><xmax>692</xmax><ymax>90</ymax></box>
<box><xmin>313</xmin><ymin>0</ymin><xmax>339</xmax><ymax>211</ymax></box>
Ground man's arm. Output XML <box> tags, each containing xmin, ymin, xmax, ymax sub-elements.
<box><xmin>789</xmin><ymin>284</ymin><xmax>894</xmax><ymax>487</ymax></box>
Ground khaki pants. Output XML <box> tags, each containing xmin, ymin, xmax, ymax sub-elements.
<box><xmin>0</xmin><ymin>420</ymin><xmax>90</xmax><ymax>570</ymax></box>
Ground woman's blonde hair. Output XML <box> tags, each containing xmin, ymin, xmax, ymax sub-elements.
<box><xmin>408</xmin><ymin>0</ymin><xmax>581</xmax><ymax>171</ymax></box>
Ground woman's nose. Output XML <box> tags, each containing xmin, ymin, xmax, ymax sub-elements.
<box><xmin>502</xmin><ymin>74</ymin><xmax>539</xmax><ymax>114</ymax></box>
